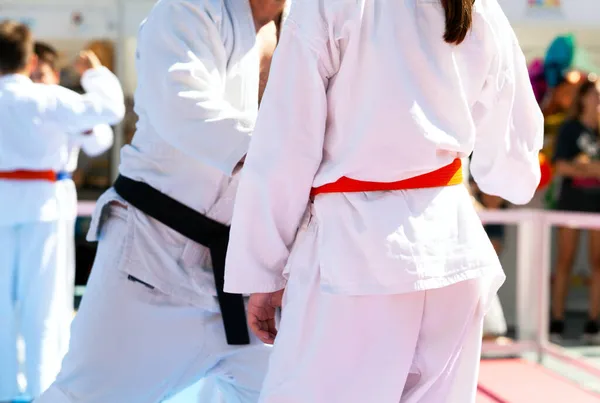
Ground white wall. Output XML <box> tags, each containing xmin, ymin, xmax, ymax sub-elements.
<box><xmin>0</xmin><ymin>3</ymin><xmax>117</xmax><ymax>40</ymax></box>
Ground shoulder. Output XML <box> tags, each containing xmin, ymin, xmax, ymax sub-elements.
<box><xmin>137</xmin><ymin>0</ymin><xmax>229</xmax><ymax>56</ymax></box>
<box><xmin>472</xmin><ymin>0</ymin><xmax>517</xmax><ymax>56</ymax></box>
<box><xmin>151</xmin><ymin>0</ymin><xmax>224</xmax><ymax>15</ymax></box>
<box><xmin>22</xmin><ymin>82</ymin><xmax>69</xmax><ymax>100</ymax></box>
<box><xmin>144</xmin><ymin>0</ymin><xmax>225</xmax><ymax>32</ymax></box>
<box><xmin>286</xmin><ymin>0</ymin><xmax>360</xmax><ymax>37</ymax></box>
<box><xmin>2</xmin><ymin>81</ymin><xmax>73</xmax><ymax>111</ymax></box>
<box><xmin>476</xmin><ymin>0</ymin><xmax>509</xmax><ymax>22</ymax></box>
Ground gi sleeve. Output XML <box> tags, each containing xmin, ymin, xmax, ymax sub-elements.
<box><xmin>46</xmin><ymin>67</ymin><xmax>125</xmax><ymax>133</ymax></box>
<box><xmin>224</xmin><ymin>18</ymin><xmax>334</xmax><ymax>294</ymax></box>
<box><xmin>136</xmin><ymin>0</ymin><xmax>254</xmax><ymax>176</ymax></box>
<box><xmin>78</xmin><ymin>124</ymin><xmax>114</xmax><ymax>157</ymax></box>
<box><xmin>469</xmin><ymin>29</ymin><xmax>544</xmax><ymax>205</ymax></box>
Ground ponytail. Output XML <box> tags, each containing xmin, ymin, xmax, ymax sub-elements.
<box><xmin>442</xmin><ymin>0</ymin><xmax>474</xmax><ymax>45</ymax></box>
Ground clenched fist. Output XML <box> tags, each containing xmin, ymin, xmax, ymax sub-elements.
<box><xmin>73</xmin><ymin>50</ymin><xmax>103</xmax><ymax>75</ymax></box>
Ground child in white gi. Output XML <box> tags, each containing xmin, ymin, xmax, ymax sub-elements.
<box><xmin>29</xmin><ymin>41</ymin><xmax>117</xmax><ymax>379</ymax></box>
<box><xmin>224</xmin><ymin>0</ymin><xmax>544</xmax><ymax>402</ymax></box>
<box><xmin>0</xmin><ymin>20</ymin><xmax>124</xmax><ymax>401</ymax></box>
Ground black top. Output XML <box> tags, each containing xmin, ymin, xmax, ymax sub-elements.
<box><xmin>553</xmin><ymin>118</ymin><xmax>600</xmax><ymax>197</ymax></box>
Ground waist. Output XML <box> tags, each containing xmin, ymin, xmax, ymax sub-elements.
<box><xmin>311</xmin><ymin>159</ymin><xmax>463</xmax><ymax>197</ymax></box>
<box><xmin>113</xmin><ymin>175</ymin><xmax>229</xmax><ymax>246</ymax></box>
<box><xmin>119</xmin><ymin>151</ymin><xmax>232</xmax><ymax>214</ymax></box>
<box><xmin>0</xmin><ymin>170</ymin><xmax>72</xmax><ymax>182</ymax></box>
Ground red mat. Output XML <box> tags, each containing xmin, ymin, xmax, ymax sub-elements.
<box><xmin>477</xmin><ymin>359</ymin><xmax>600</xmax><ymax>402</ymax></box>
<box><xmin>476</xmin><ymin>390</ymin><xmax>500</xmax><ymax>403</ymax></box>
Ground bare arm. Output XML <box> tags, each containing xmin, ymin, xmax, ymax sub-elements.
<box><xmin>554</xmin><ymin>159</ymin><xmax>600</xmax><ymax>178</ymax></box>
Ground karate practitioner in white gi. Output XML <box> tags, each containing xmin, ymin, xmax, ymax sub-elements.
<box><xmin>0</xmin><ymin>21</ymin><xmax>125</xmax><ymax>402</ymax></box>
<box><xmin>224</xmin><ymin>0</ymin><xmax>544</xmax><ymax>402</ymax></box>
<box><xmin>30</xmin><ymin>41</ymin><xmax>116</xmax><ymax>365</ymax></box>
<box><xmin>35</xmin><ymin>1</ymin><xmax>287</xmax><ymax>402</ymax></box>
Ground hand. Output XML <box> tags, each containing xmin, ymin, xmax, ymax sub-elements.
<box><xmin>575</xmin><ymin>153</ymin><xmax>591</xmax><ymax>164</ymax></box>
<box><xmin>73</xmin><ymin>50</ymin><xmax>103</xmax><ymax>75</ymax></box>
<box><xmin>587</xmin><ymin>160</ymin><xmax>600</xmax><ymax>178</ymax></box>
<box><xmin>247</xmin><ymin>289</ymin><xmax>284</xmax><ymax>344</ymax></box>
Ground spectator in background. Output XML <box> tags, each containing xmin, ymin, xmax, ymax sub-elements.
<box><xmin>551</xmin><ymin>78</ymin><xmax>600</xmax><ymax>343</ymax></box>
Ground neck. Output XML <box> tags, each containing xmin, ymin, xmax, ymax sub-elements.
<box><xmin>253</xmin><ymin>12</ymin><xmax>282</xmax><ymax>31</ymax></box>
<box><xmin>250</xmin><ymin>0</ymin><xmax>285</xmax><ymax>32</ymax></box>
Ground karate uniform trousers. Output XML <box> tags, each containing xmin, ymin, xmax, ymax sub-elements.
<box><xmin>35</xmin><ymin>194</ymin><xmax>271</xmax><ymax>403</ymax></box>
<box><xmin>0</xmin><ymin>217</ymin><xmax>68</xmax><ymax>400</ymax></box>
<box><xmin>255</xmin><ymin>205</ymin><xmax>503</xmax><ymax>403</ymax></box>
<box><xmin>0</xmin><ymin>176</ymin><xmax>79</xmax><ymax>401</ymax></box>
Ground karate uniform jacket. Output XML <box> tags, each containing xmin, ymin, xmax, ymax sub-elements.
<box><xmin>0</xmin><ymin>68</ymin><xmax>125</xmax><ymax>226</ymax></box>
<box><xmin>224</xmin><ymin>0</ymin><xmax>544</xmax><ymax>297</ymax></box>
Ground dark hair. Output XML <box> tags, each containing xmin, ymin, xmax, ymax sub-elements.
<box><xmin>0</xmin><ymin>20</ymin><xmax>34</xmax><ymax>74</ymax></box>
<box><xmin>569</xmin><ymin>78</ymin><xmax>598</xmax><ymax>119</ymax></box>
<box><xmin>442</xmin><ymin>0</ymin><xmax>474</xmax><ymax>45</ymax></box>
<box><xmin>34</xmin><ymin>41</ymin><xmax>58</xmax><ymax>71</ymax></box>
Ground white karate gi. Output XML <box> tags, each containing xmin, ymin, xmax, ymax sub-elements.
<box><xmin>463</xmin><ymin>157</ymin><xmax>508</xmax><ymax>337</ymax></box>
<box><xmin>36</xmin><ymin>1</ymin><xmax>278</xmax><ymax>402</ymax></box>
<box><xmin>55</xmin><ymin>125</ymin><xmax>115</xmax><ymax>359</ymax></box>
<box><xmin>0</xmin><ymin>68</ymin><xmax>124</xmax><ymax>401</ymax></box>
<box><xmin>224</xmin><ymin>0</ymin><xmax>543</xmax><ymax>402</ymax></box>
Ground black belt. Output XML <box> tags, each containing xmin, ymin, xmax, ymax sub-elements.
<box><xmin>113</xmin><ymin>175</ymin><xmax>250</xmax><ymax>345</ymax></box>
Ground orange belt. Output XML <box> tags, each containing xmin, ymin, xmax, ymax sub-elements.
<box><xmin>0</xmin><ymin>170</ymin><xmax>58</xmax><ymax>182</ymax></box>
<box><xmin>311</xmin><ymin>158</ymin><xmax>463</xmax><ymax>197</ymax></box>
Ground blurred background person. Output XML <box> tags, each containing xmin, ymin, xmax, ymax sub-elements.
<box><xmin>0</xmin><ymin>20</ymin><xmax>124</xmax><ymax>402</ymax></box>
<box><xmin>550</xmin><ymin>77</ymin><xmax>600</xmax><ymax>344</ymax></box>
<box><xmin>30</xmin><ymin>41</ymin><xmax>116</xmax><ymax>364</ymax></box>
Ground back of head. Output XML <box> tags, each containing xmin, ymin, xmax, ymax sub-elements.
<box><xmin>0</xmin><ymin>20</ymin><xmax>33</xmax><ymax>74</ymax></box>
<box><xmin>34</xmin><ymin>42</ymin><xmax>58</xmax><ymax>71</ymax></box>
<box><xmin>32</xmin><ymin>41</ymin><xmax>60</xmax><ymax>84</ymax></box>
<box><xmin>441</xmin><ymin>0</ymin><xmax>474</xmax><ymax>45</ymax></box>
